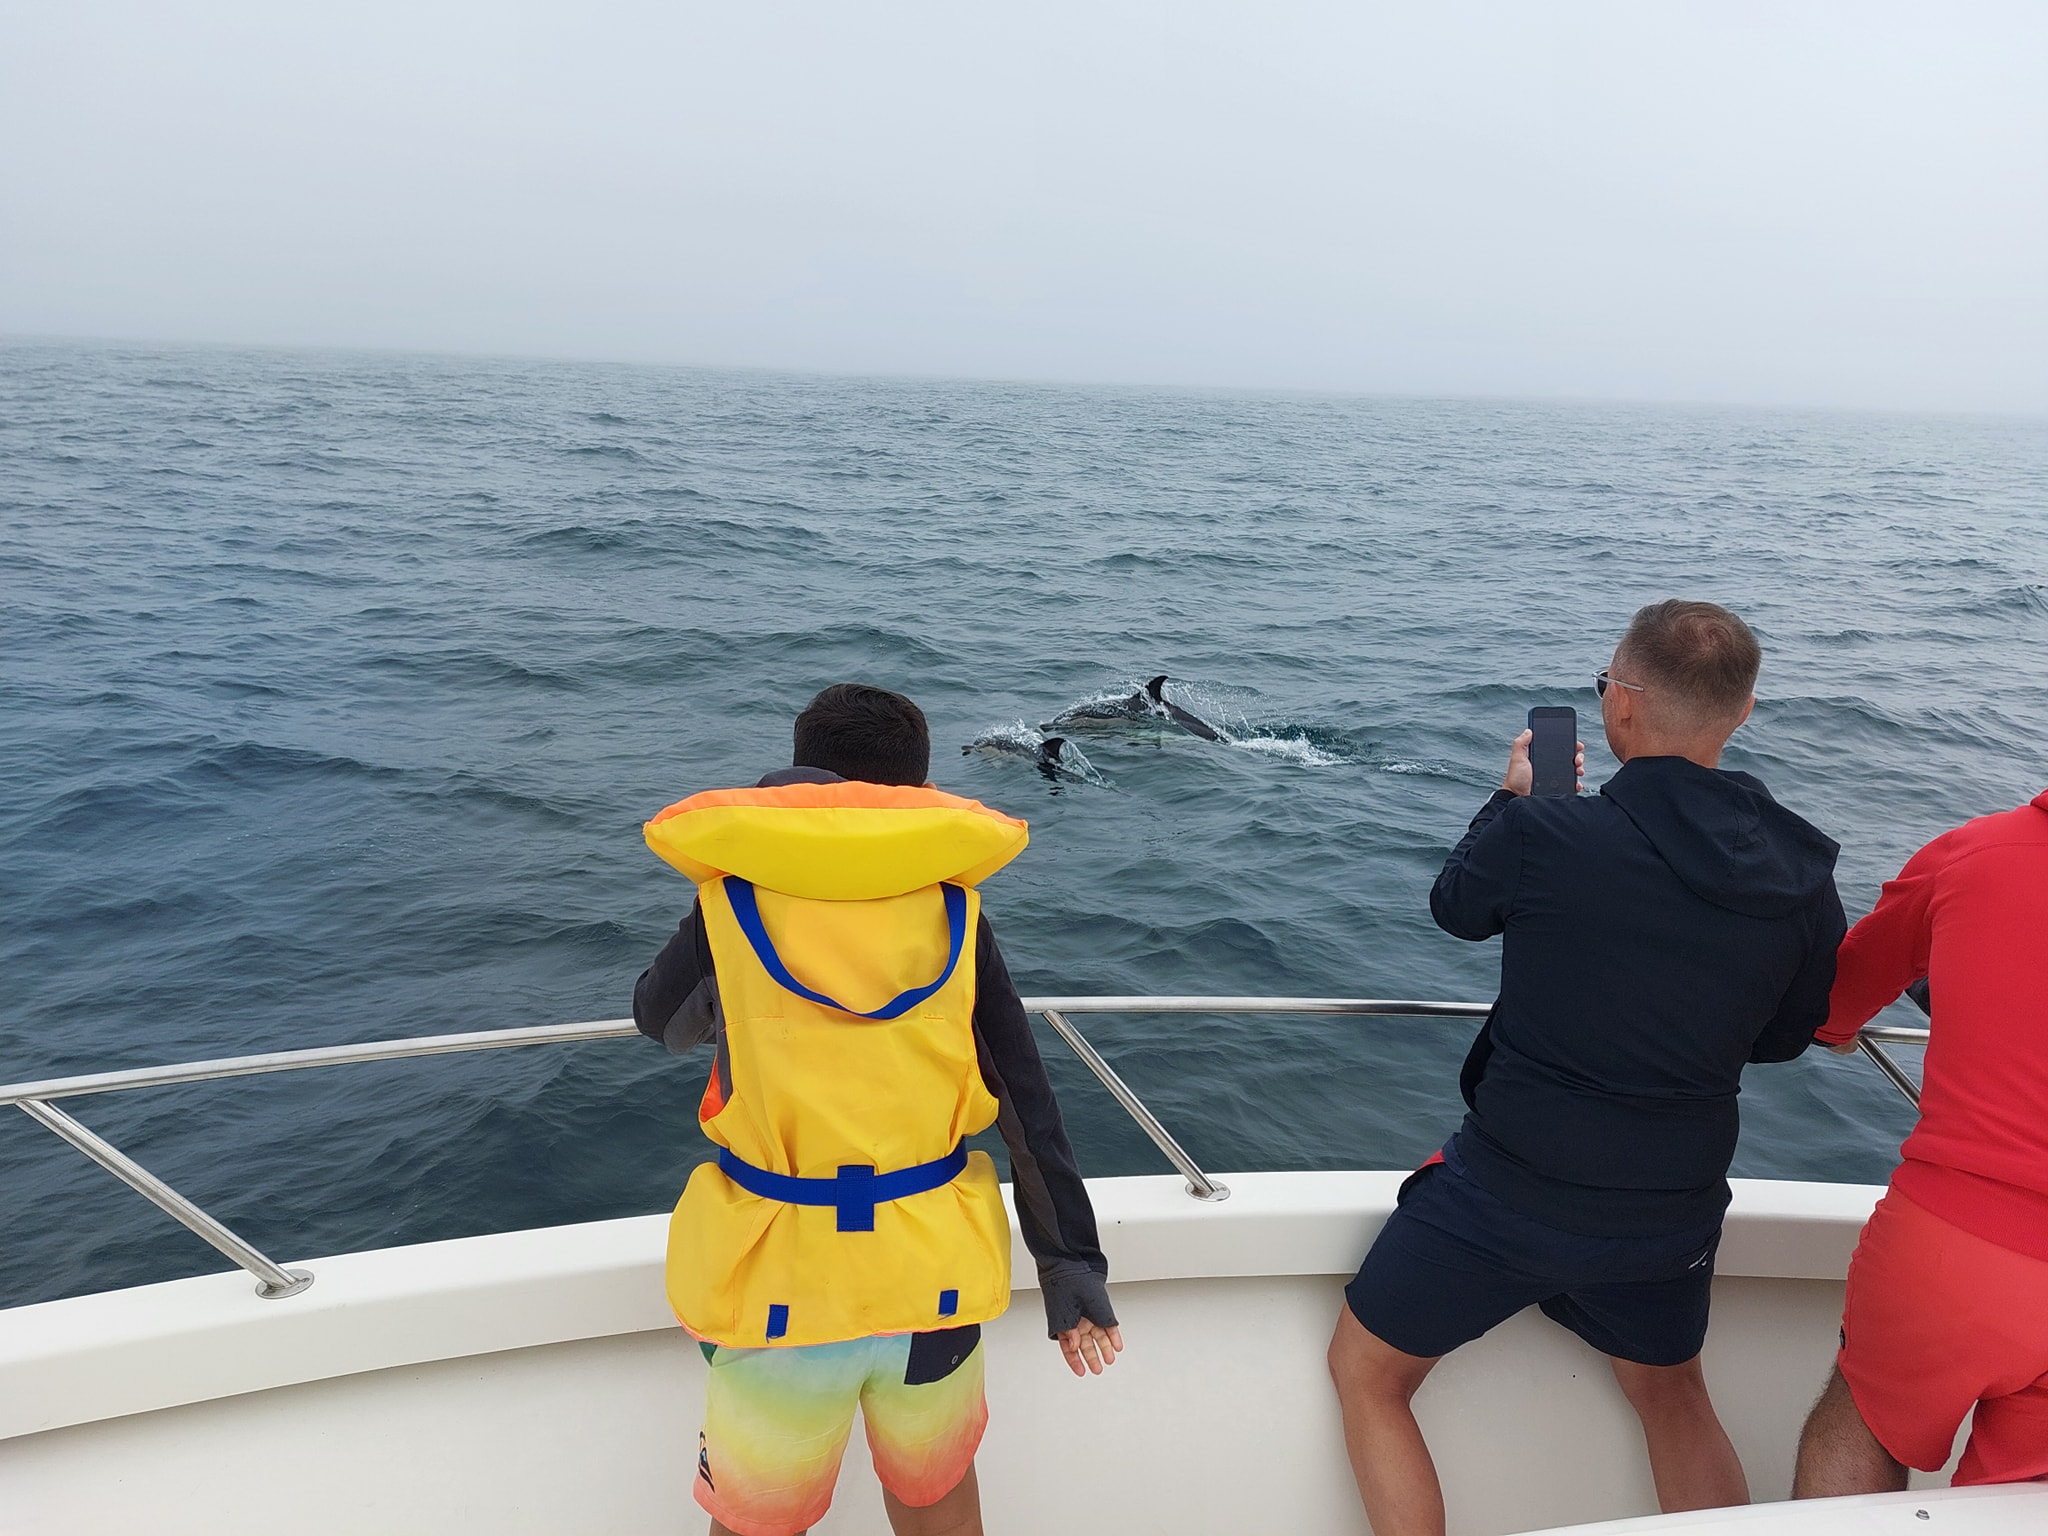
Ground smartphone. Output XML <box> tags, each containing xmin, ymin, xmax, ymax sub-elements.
<box><xmin>1527</xmin><ymin>706</ymin><xmax>1577</xmax><ymax>797</ymax></box>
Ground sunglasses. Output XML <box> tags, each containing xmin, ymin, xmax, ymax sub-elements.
<box><xmin>1594</xmin><ymin>669</ymin><xmax>1646</xmax><ymax>698</ymax></box>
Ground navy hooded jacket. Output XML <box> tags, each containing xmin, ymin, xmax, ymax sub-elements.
<box><xmin>1432</xmin><ymin>755</ymin><xmax>1846</xmax><ymax>1237</ymax></box>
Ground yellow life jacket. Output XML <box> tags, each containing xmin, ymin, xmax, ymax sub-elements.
<box><xmin>643</xmin><ymin>780</ymin><xmax>1030</xmax><ymax>1348</ymax></box>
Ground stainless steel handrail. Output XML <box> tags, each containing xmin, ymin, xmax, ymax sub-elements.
<box><xmin>0</xmin><ymin>1004</ymin><xmax>1930</xmax><ymax>1106</ymax></box>
<box><xmin>0</xmin><ymin>1003</ymin><xmax>1507</xmax><ymax>1114</ymax></box>
<box><xmin>1028</xmin><ymin>997</ymin><xmax>1496</xmax><ymax>1018</ymax></box>
<box><xmin>0</xmin><ymin>1019</ymin><xmax>644</xmax><ymax>1108</ymax></box>
<box><xmin>0</xmin><ymin>1000</ymin><xmax>1501</xmax><ymax>1106</ymax></box>
<box><xmin>16</xmin><ymin>1100</ymin><xmax>313</xmax><ymax>1299</ymax></box>
<box><xmin>1857</xmin><ymin>1025</ymin><xmax>1931</xmax><ymax>1047</ymax></box>
<box><xmin>1041</xmin><ymin>1009</ymin><xmax>1228</xmax><ymax>1202</ymax></box>
<box><xmin>1857</xmin><ymin>1036</ymin><xmax>1923</xmax><ymax>1109</ymax></box>
<box><xmin>2</xmin><ymin>998</ymin><xmax>1930</xmax><ymax>1301</ymax></box>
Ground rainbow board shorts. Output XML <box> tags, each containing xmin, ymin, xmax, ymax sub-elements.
<box><xmin>694</xmin><ymin>1324</ymin><xmax>987</xmax><ymax>1536</ymax></box>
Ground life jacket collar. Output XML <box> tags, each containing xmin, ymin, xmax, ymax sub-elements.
<box><xmin>644</xmin><ymin>781</ymin><xmax>1028</xmax><ymax>900</ymax></box>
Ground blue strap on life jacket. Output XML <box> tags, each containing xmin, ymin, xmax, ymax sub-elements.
<box><xmin>723</xmin><ymin>876</ymin><xmax>968</xmax><ymax>1021</ymax></box>
<box><xmin>717</xmin><ymin>1142</ymin><xmax>969</xmax><ymax>1232</ymax></box>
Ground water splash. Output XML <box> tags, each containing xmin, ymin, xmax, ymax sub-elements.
<box><xmin>1047</xmin><ymin>677</ymin><xmax>1369</xmax><ymax>769</ymax></box>
<box><xmin>1229</xmin><ymin>733</ymin><xmax>1346</xmax><ymax>768</ymax></box>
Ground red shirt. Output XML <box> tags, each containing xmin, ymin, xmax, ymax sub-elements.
<box><xmin>1818</xmin><ymin>790</ymin><xmax>2048</xmax><ymax>1261</ymax></box>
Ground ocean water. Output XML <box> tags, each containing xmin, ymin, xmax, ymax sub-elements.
<box><xmin>3</xmin><ymin>339</ymin><xmax>2045</xmax><ymax>1309</ymax></box>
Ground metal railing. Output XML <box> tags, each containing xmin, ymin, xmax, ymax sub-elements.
<box><xmin>1</xmin><ymin>999</ymin><xmax>1929</xmax><ymax>1302</ymax></box>
<box><xmin>1855</xmin><ymin>1027</ymin><xmax>1926</xmax><ymax>1110</ymax></box>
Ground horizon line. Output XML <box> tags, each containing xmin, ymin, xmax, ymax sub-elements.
<box><xmin>4</xmin><ymin>326</ymin><xmax>2046</xmax><ymax>428</ymax></box>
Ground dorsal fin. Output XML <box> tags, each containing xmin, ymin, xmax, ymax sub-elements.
<box><xmin>1146</xmin><ymin>674</ymin><xmax>1169</xmax><ymax>701</ymax></box>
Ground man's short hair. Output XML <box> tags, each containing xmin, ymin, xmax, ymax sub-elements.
<box><xmin>1618</xmin><ymin>600</ymin><xmax>1761</xmax><ymax>724</ymax></box>
<box><xmin>793</xmin><ymin>683</ymin><xmax>931</xmax><ymax>786</ymax></box>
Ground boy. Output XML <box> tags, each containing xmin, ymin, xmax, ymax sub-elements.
<box><xmin>635</xmin><ymin>683</ymin><xmax>1122</xmax><ymax>1536</ymax></box>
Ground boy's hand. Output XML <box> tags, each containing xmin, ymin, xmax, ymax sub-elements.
<box><xmin>1057</xmin><ymin>1319</ymin><xmax>1123</xmax><ymax>1377</ymax></box>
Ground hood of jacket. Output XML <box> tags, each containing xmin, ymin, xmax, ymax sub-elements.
<box><xmin>1600</xmin><ymin>756</ymin><xmax>1839</xmax><ymax>919</ymax></box>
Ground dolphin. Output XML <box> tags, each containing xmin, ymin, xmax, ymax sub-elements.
<box><xmin>1140</xmin><ymin>674</ymin><xmax>1226</xmax><ymax>742</ymax></box>
<box><xmin>962</xmin><ymin>732</ymin><xmax>1082</xmax><ymax>780</ymax></box>
<box><xmin>1045</xmin><ymin>675</ymin><xmax>1227</xmax><ymax>742</ymax></box>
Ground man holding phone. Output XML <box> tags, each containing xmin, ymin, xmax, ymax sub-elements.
<box><xmin>1328</xmin><ymin>599</ymin><xmax>1846</xmax><ymax>1536</ymax></box>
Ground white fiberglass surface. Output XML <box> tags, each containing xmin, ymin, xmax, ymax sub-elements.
<box><xmin>0</xmin><ymin>1272</ymin><xmax>1869</xmax><ymax>1535</ymax></box>
<box><xmin>0</xmin><ymin>1173</ymin><xmax>1947</xmax><ymax>1536</ymax></box>
<box><xmin>1526</xmin><ymin>1486</ymin><xmax>2048</xmax><ymax>1536</ymax></box>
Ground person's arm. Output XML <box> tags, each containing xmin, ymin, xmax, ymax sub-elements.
<box><xmin>632</xmin><ymin>901</ymin><xmax>721</xmax><ymax>1053</ymax></box>
<box><xmin>1812</xmin><ymin>834</ymin><xmax>1952</xmax><ymax>1050</ymax></box>
<box><xmin>1430</xmin><ymin>728</ymin><xmax>1579</xmax><ymax>938</ymax></box>
<box><xmin>972</xmin><ymin>918</ymin><xmax>1122</xmax><ymax>1376</ymax></box>
<box><xmin>1748</xmin><ymin>878</ymin><xmax>1848</xmax><ymax>1062</ymax></box>
<box><xmin>1430</xmin><ymin>791</ymin><xmax>1523</xmax><ymax>940</ymax></box>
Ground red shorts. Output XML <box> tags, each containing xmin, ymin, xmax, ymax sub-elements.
<box><xmin>1839</xmin><ymin>1190</ymin><xmax>2048</xmax><ymax>1485</ymax></box>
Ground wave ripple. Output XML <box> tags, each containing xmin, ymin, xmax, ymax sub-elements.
<box><xmin>2</xmin><ymin>340</ymin><xmax>2044</xmax><ymax>1306</ymax></box>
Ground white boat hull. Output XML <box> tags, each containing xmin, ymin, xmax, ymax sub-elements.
<box><xmin>0</xmin><ymin>1172</ymin><xmax>2025</xmax><ymax>1534</ymax></box>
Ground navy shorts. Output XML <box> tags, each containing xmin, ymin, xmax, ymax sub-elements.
<box><xmin>1344</xmin><ymin>1138</ymin><xmax>1723</xmax><ymax>1367</ymax></box>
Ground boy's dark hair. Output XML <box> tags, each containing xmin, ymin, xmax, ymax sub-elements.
<box><xmin>793</xmin><ymin>683</ymin><xmax>931</xmax><ymax>786</ymax></box>
<box><xmin>1619</xmin><ymin>599</ymin><xmax>1762</xmax><ymax>723</ymax></box>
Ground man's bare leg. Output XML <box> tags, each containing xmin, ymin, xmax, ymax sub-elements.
<box><xmin>1328</xmin><ymin>1305</ymin><xmax>1447</xmax><ymax>1536</ymax></box>
<box><xmin>1608</xmin><ymin>1354</ymin><xmax>1749</xmax><ymax>1513</ymax></box>
<box><xmin>883</xmin><ymin>1462</ymin><xmax>983</xmax><ymax>1536</ymax></box>
<box><xmin>1793</xmin><ymin>1367</ymin><xmax>1909</xmax><ymax>1498</ymax></box>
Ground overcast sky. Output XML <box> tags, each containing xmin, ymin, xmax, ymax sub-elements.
<box><xmin>3</xmin><ymin>2</ymin><xmax>2045</xmax><ymax>412</ymax></box>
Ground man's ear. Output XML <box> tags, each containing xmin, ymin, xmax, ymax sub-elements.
<box><xmin>1734</xmin><ymin>695</ymin><xmax>1756</xmax><ymax>729</ymax></box>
